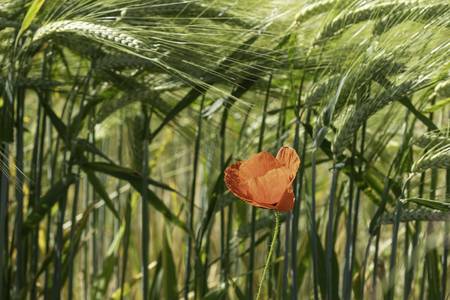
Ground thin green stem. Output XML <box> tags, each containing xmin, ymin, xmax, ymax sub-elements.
<box><xmin>256</xmin><ymin>211</ymin><xmax>280</xmax><ymax>300</ymax></box>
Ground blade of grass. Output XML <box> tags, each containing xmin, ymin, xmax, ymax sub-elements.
<box><xmin>326</xmin><ymin>163</ymin><xmax>339</xmax><ymax>300</ymax></box>
<box><xmin>343</xmin><ymin>134</ymin><xmax>356</xmax><ymax>300</ymax></box>
<box><xmin>13</xmin><ymin>75</ymin><xmax>25</xmax><ymax>297</ymax></box>
<box><xmin>442</xmin><ymin>169</ymin><xmax>450</xmax><ymax>300</ymax></box>
<box><xmin>119</xmin><ymin>193</ymin><xmax>132</xmax><ymax>300</ymax></box>
<box><xmin>184</xmin><ymin>95</ymin><xmax>204</xmax><ymax>299</ymax></box>
<box><xmin>140</xmin><ymin>104</ymin><xmax>151</xmax><ymax>300</ymax></box>
<box><xmin>0</xmin><ymin>144</ymin><xmax>9</xmax><ymax>299</ymax></box>
<box><xmin>350</xmin><ymin>121</ymin><xmax>366</xmax><ymax>297</ymax></box>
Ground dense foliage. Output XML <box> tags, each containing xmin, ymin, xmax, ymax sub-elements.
<box><xmin>0</xmin><ymin>0</ymin><xmax>449</xmax><ymax>299</ymax></box>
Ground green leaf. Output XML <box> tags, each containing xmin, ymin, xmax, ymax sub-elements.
<box><xmin>81</xmin><ymin>162</ymin><xmax>188</xmax><ymax>232</ymax></box>
<box><xmin>146</xmin><ymin>188</ymin><xmax>188</xmax><ymax>232</ymax></box>
<box><xmin>40</xmin><ymin>99</ymin><xmax>114</xmax><ymax>162</ymax></box>
<box><xmin>81</xmin><ymin>161</ymin><xmax>180</xmax><ymax>194</ymax></box>
<box><xmin>162</xmin><ymin>229</ymin><xmax>178</xmax><ymax>300</ymax></box>
<box><xmin>403</xmin><ymin>197</ymin><xmax>450</xmax><ymax>211</ymax></box>
<box><xmin>17</xmin><ymin>0</ymin><xmax>46</xmax><ymax>43</ymax></box>
<box><xmin>22</xmin><ymin>175</ymin><xmax>76</xmax><ymax>234</ymax></box>
<box><xmin>82</xmin><ymin>168</ymin><xmax>120</xmax><ymax>219</ymax></box>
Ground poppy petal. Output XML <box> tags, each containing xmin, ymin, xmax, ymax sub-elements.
<box><xmin>246</xmin><ymin>167</ymin><xmax>291</xmax><ymax>204</ymax></box>
<box><xmin>276</xmin><ymin>146</ymin><xmax>301</xmax><ymax>179</ymax></box>
<box><xmin>224</xmin><ymin>161</ymin><xmax>251</xmax><ymax>201</ymax></box>
<box><xmin>275</xmin><ymin>187</ymin><xmax>295</xmax><ymax>212</ymax></box>
<box><xmin>239</xmin><ymin>152</ymin><xmax>284</xmax><ymax>179</ymax></box>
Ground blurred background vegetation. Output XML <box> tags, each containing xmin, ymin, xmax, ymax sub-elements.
<box><xmin>0</xmin><ymin>0</ymin><xmax>449</xmax><ymax>299</ymax></box>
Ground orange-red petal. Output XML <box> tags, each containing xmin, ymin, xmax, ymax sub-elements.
<box><xmin>224</xmin><ymin>146</ymin><xmax>300</xmax><ymax>212</ymax></box>
<box><xmin>239</xmin><ymin>152</ymin><xmax>283</xmax><ymax>179</ymax></box>
<box><xmin>224</xmin><ymin>161</ymin><xmax>251</xmax><ymax>202</ymax></box>
<box><xmin>275</xmin><ymin>187</ymin><xmax>295</xmax><ymax>212</ymax></box>
<box><xmin>276</xmin><ymin>146</ymin><xmax>301</xmax><ymax>180</ymax></box>
<box><xmin>246</xmin><ymin>167</ymin><xmax>291</xmax><ymax>204</ymax></box>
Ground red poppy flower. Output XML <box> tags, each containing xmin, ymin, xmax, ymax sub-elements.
<box><xmin>224</xmin><ymin>146</ymin><xmax>301</xmax><ymax>212</ymax></box>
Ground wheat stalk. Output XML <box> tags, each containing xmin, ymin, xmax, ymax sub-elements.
<box><xmin>413</xmin><ymin>128</ymin><xmax>450</xmax><ymax>148</ymax></box>
<box><xmin>413</xmin><ymin>144</ymin><xmax>450</xmax><ymax>171</ymax></box>
<box><xmin>305</xmin><ymin>74</ymin><xmax>341</xmax><ymax>107</ymax></box>
<box><xmin>434</xmin><ymin>79</ymin><xmax>450</xmax><ymax>98</ymax></box>
<box><xmin>295</xmin><ymin>0</ymin><xmax>338</xmax><ymax>24</ymax></box>
<box><xmin>373</xmin><ymin>3</ymin><xmax>450</xmax><ymax>35</ymax></box>
<box><xmin>306</xmin><ymin>51</ymin><xmax>405</xmax><ymax>109</ymax></box>
<box><xmin>33</xmin><ymin>20</ymin><xmax>145</xmax><ymax>51</ymax></box>
<box><xmin>381</xmin><ymin>208</ymin><xmax>450</xmax><ymax>224</ymax></box>
<box><xmin>333</xmin><ymin>77</ymin><xmax>428</xmax><ymax>154</ymax></box>
<box><xmin>315</xmin><ymin>1</ymin><xmax>418</xmax><ymax>43</ymax></box>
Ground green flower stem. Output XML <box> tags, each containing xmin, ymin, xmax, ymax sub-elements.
<box><xmin>256</xmin><ymin>211</ymin><xmax>280</xmax><ymax>300</ymax></box>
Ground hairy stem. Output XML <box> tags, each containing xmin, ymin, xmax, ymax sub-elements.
<box><xmin>256</xmin><ymin>211</ymin><xmax>280</xmax><ymax>300</ymax></box>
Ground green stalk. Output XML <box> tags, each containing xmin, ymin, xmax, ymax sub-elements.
<box><xmin>256</xmin><ymin>211</ymin><xmax>280</xmax><ymax>300</ymax></box>
<box><xmin>83</xmin><ymin>141</ymin><xmax>90</xmax><ymax>300</ymax></box>
<box><xmin>402</xmin><ymin>218</ymin><xmax>410</xmax><ymax>299</ymax></box>
<box><xmin>404</xmin><ymin>172</ymin><xmax>425</xmax><ymax>298</ymax></box>
<box><xmin>1</xmin><ymin>33</ymin><xmax>16</xmax><ymax>298</ymax></box>
<box><xmin>290</xmin><ymin>67</ymin><xmax>308</xmax><ymax>300</ymax></box>
<box><xmin>43</xmin><ymin>120</ymin><xmax>55</xmax><ymax>300</ymax></box>
<box><xmin>385</xmin><ymin>196</ymin><xmax>402</xmax><ymax>300</ymax></box>
<box><xmin>0</xmin><ymin>143</ymin><xmax>9</xmax><ymax>299</ymax></box>
<box><xmin>91</xmin><ymin>128</ymin><xmax>98</xmax><ymax>280</ymax></box>
<box><xmin>141</xmin><ymin>104</ymin><xmax>151</xmax><ymax>300</ymax></box>
<box><xmin>372</xmin><ymin>230</ymin><xmax>381</xmax><ymax>300</ymax></box>
<box><xmin>326</xmin><ymin>163</ymin><xmax>339</xmax><ymax>300</ymax></box>
<box><xmin>282</xmin><ymin>211</ymin><xmax>290</xmax><ymax>300</ymax></box>
<box><xmin>68</xmin><ymin>172</ymin><xmax>81</xmax><ymax>300</ymax></box>
<box><xmin>371</xmin><ymin>177</ymin><xmax>391</xmax><ymax>300</ymax></box>
<box><xmin>291</xmin><ymin>109</ymin><xmax>310</xmax><ymax>300</ymax></box>
<box><xmin>350</xmin><ymin>121</ymin><xmax>366</xmax><ymax>287</ymax></box>
<box><xmin>29</xmin><ymin>103</ymin><xmax>42</xmax><ymax>300</ymax></box>
<box><xmin>308</xmin><ymin>50</ymin><xmax>324</xmax><ymax>300</ymax></box>
<box><xmin>424</xmin><ymin>102</ymin><xmax>440</xmax><ymax>299</ymax></box>
<box><xmin>359</xmin><ymin>234</ymin><xmax>373</xmax><ymax>299</ymax></box>
<box><xmin>33</xmin><ymin>103</ymin><xmax>47</xmax><ymax>299</ymax></box>
<box><xmin>442</xmin><ymin>169</ymin><xmax>450</xmax><ymax>300</ymax></box>
<box><xmin>424</xmin><ymin>169</ymin><xmax>440</xmax><ymax>299</ymax></box>
<box><xmin>184</xmin><ymin>96</ymin><xmax>204</xmax><ymax>299</ymax></box>
<box><xmin>13</xmin><ymin>75</ymin><xmax>25</xmax><ymax>296</ymax></box>
<box><xmin>342</xmin><ymin>135</ymin><xmax>356</xmax><ymax>300</ymax></box>
<box><xmin>219</xmin><ymin>99</ymin><xmax>229</xmax><ymax>288</ymax></box>
<box><xmin>310</xmin><ymin>141</ymin><xmax>320</xmax><ymax>300</ymax></box>
<box><xmin>119</xmin><ymin>193</ymin><xmax>132</xmax><ymax>300</ymax></box>
<box><xmin>115</xmin><ymin>123</ymin><xmax>123</xmax><ymax>290</ymax></box>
